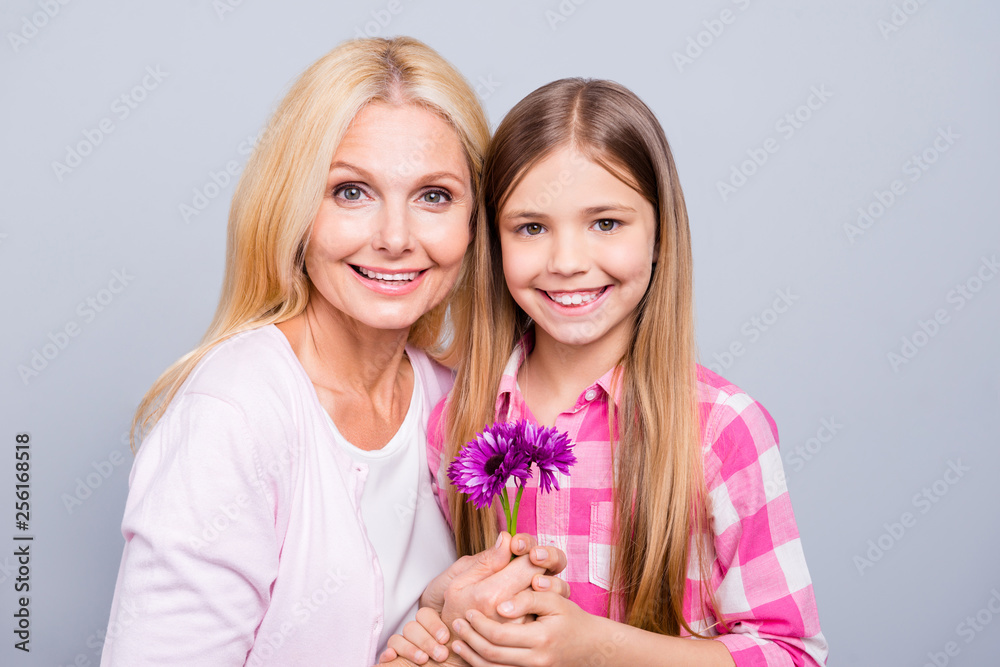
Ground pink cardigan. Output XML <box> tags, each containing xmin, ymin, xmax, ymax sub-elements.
<box><xmin>101</xmin><ymin>325</ymin><xmax>455</xmax><ymax>666</ymax></box>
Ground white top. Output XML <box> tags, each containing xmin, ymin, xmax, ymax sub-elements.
<box><xmin>328</xmin><ymin>354</ymin><xmax>446</xmax><ymax>649</ymax></box>
<box><xmin>101</xmin><ymin>325</ymin><xmax>456</xmax><ymax>666</ymax></box>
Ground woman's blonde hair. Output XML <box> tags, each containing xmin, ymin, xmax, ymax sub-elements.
<box><xmin>445</xmin><ymin>78</ymin><xmax>718</xmax><ymax>636</ymax></box>
<box><xmin>132</xmin><ymin>36</ymin><xmax>490</xmax><ymax>447</ymax></box>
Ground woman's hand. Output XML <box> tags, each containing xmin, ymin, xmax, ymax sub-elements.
<box><xmin>379</xmin><ymin>565</ymin><xmax>571</xmax><ymax>667</ymax></box>
<box><xmin>421</xmin><ymin>532</ymin><xmax>565</xmax><ymax>612</ymax></box>
<box><xmin>449</xmin><ymin>591</ymin><xmax>606</xmax><ymax>667</ymax></box>
<box><xmin>439</xmin><ymin>535</ymin><xmax>567</xmax><ymax>630</ymax></box>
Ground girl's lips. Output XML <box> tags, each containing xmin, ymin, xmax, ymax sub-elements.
<box><xmin>539</xmin><ymin>286</ymin><xmax>611</xmax><ymax>313</ymax></box>
<box><xmin>350</xmin><ymin>264</ymin><xmax>427</xmax><ymax>295</ymax></box>
<box><xmin>544</xmin><ymin>287</ymin><xmax>606</xmax><ymax>306</ymax></box>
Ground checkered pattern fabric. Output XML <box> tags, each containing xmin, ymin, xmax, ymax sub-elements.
<box><xmin>428</xmin><ymin>341</ymin><xmax>828</xmax><ymax>666</ymax></box>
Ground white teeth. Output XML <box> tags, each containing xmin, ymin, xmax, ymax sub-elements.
<box><xmin>548</xmin><ymin>290</ymin><xmax>600</xmax><ymax>306</ymax></box>
<box><xmin>358</xmin><ymin>267</ymin><xmax>417</xmax><ymax>281</ymax></box>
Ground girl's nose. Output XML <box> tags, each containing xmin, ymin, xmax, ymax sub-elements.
<box><xmin>372</xmin><ymin>200</ymin><xmax>416</xmax><ymax>255</ymax></box>
<box><xmin>546</xmin><ymin>230</ymin><xmax>589</xmax><ymax>276</ymax></box>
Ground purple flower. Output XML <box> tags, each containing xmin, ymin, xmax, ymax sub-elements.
<box><xmin>448</xmin><ymin>419</ymin><xmax>576</xmax><ymax>536</ymax></box>
<box><xmin>448</xmin><ymin>422</ymin><xmax>532</xmax><ymax>510</ymax></box>
<box><xmin>515</xmin><ymin>421</ymin><xmax>577</xmax><ymax>493</ymax></box>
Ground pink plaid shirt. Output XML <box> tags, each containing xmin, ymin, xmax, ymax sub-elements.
<box><xmin>427</xmin><ymin>340</ymin><xmax>828</xmax><ymax>666</ymax></box>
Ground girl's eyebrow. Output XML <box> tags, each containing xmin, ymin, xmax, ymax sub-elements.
<box><xmin>503</xmin><ymin>203</ymin><xmax>637</xmax><ymax>221</ymax></box>
<box><xmin>582</xmin><ymin>203</ymin><xmax>637</xmax><ymax>216</ymax></box>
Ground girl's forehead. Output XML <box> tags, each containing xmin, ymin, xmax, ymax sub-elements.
<box><xmin>501</xmin><ymin>150</ymin><xmax>645</xmax><ymax>211</ymax></box>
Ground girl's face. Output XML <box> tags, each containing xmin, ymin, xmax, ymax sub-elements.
<box><xmin>498</xmin><ymin>147</ymin><xmax>658</xmax><ymax>354</ymax></box>
<box><xmin>305</xmin><ymin>103</ymin><xmax>472</xmax><ymax>333</ymax></box>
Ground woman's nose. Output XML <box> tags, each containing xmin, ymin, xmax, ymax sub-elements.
<box><xmin>372</xmin><ymin>200</ymin><xmax>416</xmax><ymax>255</ymax></box>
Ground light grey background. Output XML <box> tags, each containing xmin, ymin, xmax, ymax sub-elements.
<box><xmin>2</xmin><ymin>1</ymin><xmax>998</xmax><ymax>665</ymax></box>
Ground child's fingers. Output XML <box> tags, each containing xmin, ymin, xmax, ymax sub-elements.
<box><xmin>527</xmin><ymin>544</ymin><xmax>567</xmax><ymax>576</ymax></box>
<box><xmin>531</xmin><ymin>573</ymin><xmax>571</xmax><ymax>599</ymax></box>
<box><xmin>451</xmin><ymin>639</ymin><xmax>513</xmax><ymax>667</ymax></box>
<box><xmin>378</xmin><ymin>647</ymin><xmax>398</xmax><ymax>663</ymax></box>
<box><xmin>399</xmin><ymin>614</ymin><xmax>452</xmax><ymax>663</ymax></box>
<box><xmin>386</xmin><ymin>627</ymin><xmax>430</xmax><ymax>665</ymax></box>
<box><xmin>451</xmin><ymin>614</ymin><xmax>533</xmax><ymax>664</ymax></box>
<box><xmin>415</xmin><ymin>606</ymin><xmax>451</xmax><ymax>646</ymax></box>
<box><xmin>496</xmin><ymin>589</ymin><xmax>564</xmax><ymax>619</ymax></box>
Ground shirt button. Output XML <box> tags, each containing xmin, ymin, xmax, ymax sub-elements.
<box><xmin>585</xmin><ymin>389</ymin><xmax>597</xmax><ymax>401</ymax></box>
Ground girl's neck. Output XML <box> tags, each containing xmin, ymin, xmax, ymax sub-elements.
<box><xmin>519</xmin><ymin>326</ymin><xmax>627</xmax><ymax>426</ymax></box>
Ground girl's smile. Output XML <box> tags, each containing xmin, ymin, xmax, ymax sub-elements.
<box><xmin>499</xmin><ymin>146</ymin><xmax>658</xmax><ymax>353</ymax></box>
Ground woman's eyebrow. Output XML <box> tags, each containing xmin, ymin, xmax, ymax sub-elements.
<box><xmin>329</xmin><ymin>162</ymin><xmax>465</xmax><ymax>186</ymax></box>
<box><xmin>329</xmin><ymin>160</ymin><xmax>372</xmax><ymax>177</ymax></box>
<box><xmin>420</xmin><ymin>170</ymin><xmax>468</xmax><ymax>185</ymax></box>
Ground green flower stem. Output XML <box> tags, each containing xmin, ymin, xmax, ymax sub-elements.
<box><xmin>509</xmin><ymin>485</ymin><xmax>525</xmax><ymax>537</ymax></box>
<box><xmin>498</xmin><ymin>488</ymin><xmax>510</xmax><ymax>527</ymax></box>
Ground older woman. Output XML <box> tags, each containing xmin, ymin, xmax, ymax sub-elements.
<box><xmin>101</xmin><ymin>37</ymin><xmax>562</xmax><ymax>666</ymax></box>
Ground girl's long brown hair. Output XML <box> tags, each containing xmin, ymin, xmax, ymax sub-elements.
<box><xmin>444</xmin><ymin>78</ymin><xmax>717</xmax><ymax>636</ymax></box>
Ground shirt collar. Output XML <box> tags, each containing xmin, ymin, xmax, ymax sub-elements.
<box><xmin>495</xmin><ymin>330</ymin><xmax>624</xmax><ymax>420</ymax></box>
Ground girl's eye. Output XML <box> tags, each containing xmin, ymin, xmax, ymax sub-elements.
<box><xmin>522</xmin><ymin>223</ymin><xmax>544</xmax><ymax>236</ymax></box>
<box><xmin>421</xmin><ymin>190</ymin><xmax>451</xmax><ymax>204</ymax></box>
<box><xmin>593</xmin><ymin>219</ymin><xmax>620</xmax><ymax>232</ymax></box>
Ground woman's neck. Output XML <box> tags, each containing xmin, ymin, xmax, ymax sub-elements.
<box><xmin>276</xmin><ymin>294</ymin><xmax>413</xmax><ymax>450</ymax></box>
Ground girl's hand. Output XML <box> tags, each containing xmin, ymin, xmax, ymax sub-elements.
<box><xmin>449</xmin><ymin>591</ymin><xmax>603</xmax><ymax>667</ymax></box>
<box><xmin>381</xmin><ymin>571</ymin><xmax>572</xmax><ymax>666</ymax></box>
<box><xmin>380</xmin><ymin>607</ymin><xmax>454</xmax><ymax>665</ymax></box>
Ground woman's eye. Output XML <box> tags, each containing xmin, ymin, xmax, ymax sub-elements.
<box><xmin>334</xmin><ymin>185</ymin><xmax>365</xmax><ymax>201</ymax></box>
<box><xmin>421</xmin><ymin>190</ymin><xmax>451</xmax><ymax>204</ymax></box>
<box><xmin>594</xmin><ymin>219</ymin><xmax>619</xmax><ymax>232</ymax></box>
<box><xmin>522</xmin><ymin>223</ymin><xmax>544</xmax><ymax>236</ymax></box>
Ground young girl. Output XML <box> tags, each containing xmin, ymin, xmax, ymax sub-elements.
<box><xmin>387</xmin><ymin>78</ymin><xmax>828</xmax><ymax>666</ymax></box>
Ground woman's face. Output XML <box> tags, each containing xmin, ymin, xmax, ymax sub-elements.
<box><xmin>305</xmin><ymin>103</ymin><xmax>472</xmax><ymax>333</ymax></box>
